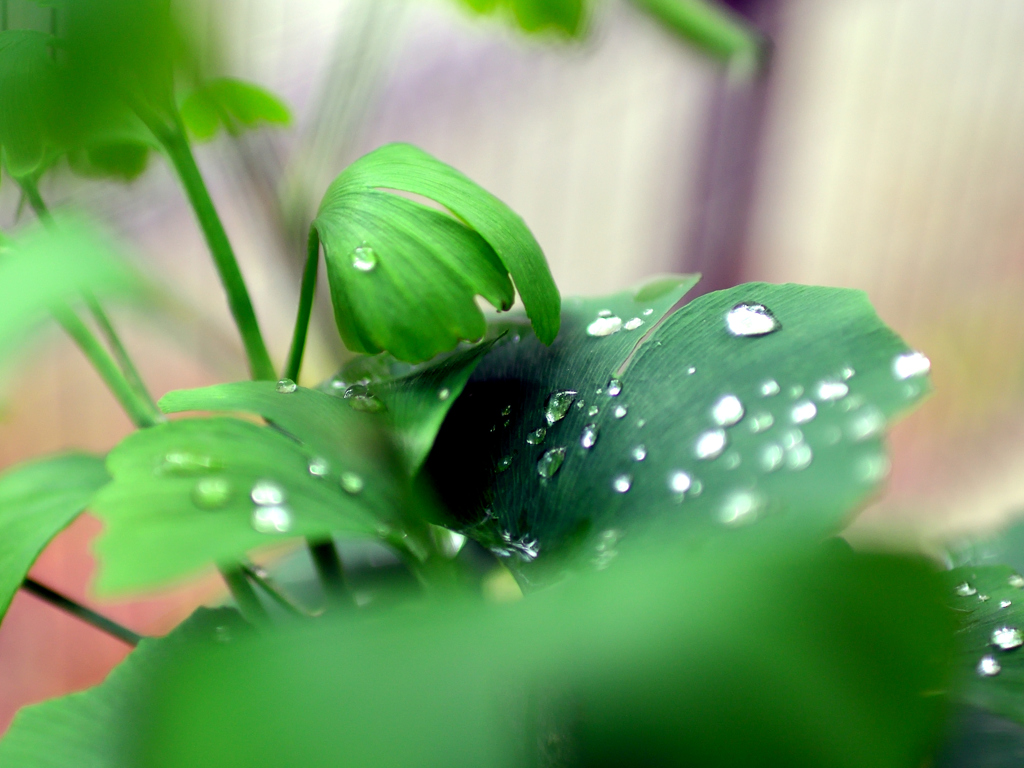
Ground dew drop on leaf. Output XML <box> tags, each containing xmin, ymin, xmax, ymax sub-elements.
<box><xmin>351</xmin><ymin>245</ymin><xmax>378</xmax><ymax>272</ymax></box>
<box><xmin>955</xmin><ymin>582</ymin><xmax>977</xmax><ymax>597</ymax></box>
<box><xmin>340</xmin><ymin>471</ymin><xmax>365</xmax><ymax>495</ymax></box>
<box><xmin>1002</xmin><ymin>600</ymin><xmax>1013</xmax><ymax>609</ymax></box>
<box><xmin>687</xmin><ymin>367</ymin><xmax>696</xmax><ymax>375</ymax></box>
<box><xmin>527</xmin><ymin>428</ymin><xmax>547</xmax><ymax>445</ymax></box>
<box><xmin>192</xmin><ymin>477</ymin><xmax>231</xmax><ymax>509</ymax></box>
<box><xmin>624</xmin><ymin>317</ymin><xmax>644</xmax><ymax>331</ymax></box>
<box><xmin>537</xmin><ymin>447</ymin><xmax>567</xmax><ymax>479</ymax></box>
<box><xmin>725</xmin><ymin>303</ymin><xmax>780</xmax><ymax>337</ymax></box>
<box><xmin>789</xmin><ymin>385</ymin><xmax>804</xmax><ymax>399</ymax></box>
<box><xmin>606</xmin><ymin>379</ymin><xmax>623</xmax><ymax>397</ymax></box>
<box><xmin>785</xmin><ymin>443</ymin><xmax>813</xmax><ymax>471</ymax></box>
<box><xmin>842</xmin><ymin>366</ymin><xmax>856</xmax><ymax>380</ymax></box>
<box><xmin>711</xmin><ymin>394</ymin><xmax>744</xmax><ymax>427</ymax></box>
<box><xmin>159</xmin><ymin>451</ymin><xmax>222</xmax><ymax>476</ymax></box>
<box><xmin>992</xmin><ymin>627</ymin><xmax>1024</xmax><ymax>650</ymax></box>
<box><xmin>588</xmin><ymin>405</ymin><xmax>600</xmax><ymax>417</ymax></box>
<box><xmin>760</xmin><ymin>379</ymin><xmax>780</xmax><ymax>397</ymax></box>
<box><xmin>251</xmin><ymin>505</ymin><xmax>292</xmax><ymax>534</ymax></box>
<box><xmin>978</xmin><ymin>655</ymin><xmax>1002</xmax><ymax>677</ymax></box>
<box><xmin>598</xmin><ymin>309</ymin><xmax>612</xmax><ymax>317</ymax></box>
<box><xmin>780</xmin><ymin>429</ymin><xmax>804</xmax><ymax>450</ymax></box>
<box><xmin>587</xmin><ymin>316</ymin><xmax>622</xmax><ymax>336</ymax></box>
<box><xmin>695</xmin><ymin>429</ymin><xmax>727</xmax><ymax>460</ymax></box>
<box><xmin>668</xmin><ymin>470</ymin><xmax>692</xmax><ymax>494</ymax></box>
<box><xmin>722</xmin><ymin>452</ymin><xmax>741</xmax><ymax>470</ymax></box>
<box><xmin>544</xmin><ymin>390</ymin><xmax>577</xmax><ymax>424</ymax></box>
<box><xmin>791</xmin><ymin>400</ymin><xmax>817</xmax><ymax>424</ymax></box>
<box><xmin>251</xmin><ymin>480</ymin><xmax>285</xmax><ymax>506</ymax></box>
<box><xmin>438</xmin><ymin>388</ymin><xmax>451</xmax><ymax>401</ymax></box>
<box><xmin>276</xmin><ymin>378</ymin><xmax>297</xmax><ymax>394</ymax></box>
<box><xmin>718</xmin><ymin>491</ymin><xmax>762</xmax><ymax>526</ymax></box>
<box><xmin>580</xmin><ymin>423</ymin><xmax>599</xmax><ymax>449</ymax></box>
<box><xmin>502</xmin><ymin>405</ymin><xmax>512</xmax><ymax>416</ymax></box>
<box><xmin>816</xmin><ymin>380</ymin><xmax>849</xmax><ymax>401</ymax></box>
<box><xmin>496</xmin><ymin>455</ymin><xmax>514</xmax><ymax>472</ymax></box>
<box><xmin>308</xmin><ymin>457</ymin><xmax>329</xmax><ymax>477</ymax></box>
<box><xmin>343</xmin><ymin>384</ymin><xmax>386</xmax><ymax>413</ymax></box>
<box><xmin>631</xmin><ymin>445</ymin><xmax>647</xmax><ymax>462</ymax></box>
<box><xmin>1010</xmin><ymin>574</ymin><xmax>1024</xmax><ymax>589</ymax></box>
<box><xmin>892</xmin><ymin>351</ymin><xmax>931</xmax><ymax>380</ymax></box>
<box><xmin>643</xmin><ymin>308</ymin><xmax>654</xmax><ymax>316</ymax></box>
<box><xmin>612</xmin><ymin>474</ymin><xmax>632</xmax><ymax>493</ymax></box>
<box><xmin>856</xmin><ymin>454</ymin><xmax>890</xmax><ymax>483</ymax></box>
<box><xmin>979</xmin><ymin>594</ymin><xmax>991</xmax><ymax>602</ymax></box>
<box><xmin>614</xmin><ymin>405</ymin><xmax>628</xmax><ymax>419</ymax></box>
<box><xmin>848</xmin><ymin>407</ymin><xmax>885</xmax><ymax>441</ymax></box>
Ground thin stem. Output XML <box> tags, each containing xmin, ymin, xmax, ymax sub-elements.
<box><xmin>148</xmin><ymin>115</ymin><xmax>275</xmax><ymax>381</ymax></box>
<box><xmin>282</xmin><ymin>228</ymin><xmax>320</xmax><ymax>383</ymax></box>
<box><xmin>218</xmin><ymin>565</ymin><xmax>269</xmax><ymax>626</ymax></box>
<box><xmin>19</xmin><ymin>180</ymin><xmax>49</xmax><ymax>223</ymax></box>
<box><xmin>53</xmin><ymin>305</ymin><xmax>162</xmax><ymax>429</ymax></box>
<box><xmin>241</xmin><ymin>564</ymin><xmax>322</xmax><ymax>618</ymax></box>
<box><xmin>307</xmin><ymin>537</ymin><xmax>352</xmax><ymax>604</ymax></box>
<box><xmin>21</xmin><ymin>578</ymin><xmax>142</xmax><ymax>646</ymax></box>
<box><xmin>84</xmin><ymin>293</ymin><xmax>161</xmax><ymax>416</ymax></box>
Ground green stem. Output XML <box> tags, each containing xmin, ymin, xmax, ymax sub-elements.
<box><xmin>84</xmin><ymin>293</ymin><xmax>161</xmax><ymax>416</ymax></box>
<box><xmin>19</xmin><ymin>179</ymin><xmax>49</xmax><ymax>223</ymax></box>
<box><xmin>22</xmin><ymin>578</ymin><xmax>142</xmax><ymax>646</ymax></box>
<box><xmin>219</xmin><ymin>565</ymin><xmax>269</xmax><ymax>626</ymax></box>
<box><xmin>241</xmin><ymin>564</ymin><xmax>322</xmax><ymax>618</ymax></box>
<box><xmin>306</xmin><ymin>537</ymin><xmax>352</xmax><ymax>604</ymax></box>
<box><xmin>52</xmin><ymin>305</ymin><xmax>162</xmax><ymax>429</ymax></box>
<box><xmin>283</xmin><ymin>228</ymin><xmax>320</xmax><ymax>383</ymax></box>
<box><xmin>150</xmin><ymin>117</ymin><xmax>275</xmax><ymax>381</ymax></box>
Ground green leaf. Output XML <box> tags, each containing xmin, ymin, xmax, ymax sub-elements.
<box><xmin>0</xmin><ymin>214</ymin><xmax>142</xmax><ymax>362</ymax></box>
<box><xmin>457</xmin><ymin>0</ymin><xmax>587</xmax><ymax>36</ymax></box>
<box><xmin>92</xmin><ymin>383</ymin><xmax>415</xmax><ymax>594</ymax></box>
<box><xmin>313</xmin><ymin>142</ymin><xmax>559</xmax><ymax>361</ymax></box>
<box><xmin>0</xmin><ymin>606</ymin><xmax>245</xmax><ymax>768</ymax></box>
<box><xmin>0</xmin><ymin>453</ymin><xmax>108</xmax><ymax>627</ymax></box>
<box><xmin>179</xmin><ymin>77</ymin><xmax>292</xmax><ymax>143</ymax></box>
<box><xmin>0</xmin><ymin>30</ymin><xmax>59</xmax><ymax>178</ymax></box>
<box><xmin>132</xmin><ymin>535</ymin><xmax>954</xmax><ymax>768</ymax></box>
<box><xmin>424</xmin><ymin>277</ymin><xmax>930</xmax><ymax>572</ymax></box>
<box><xmin>628</xmin><ymin>0</ymin><xmax>764</xmax><ymax>66</ymax></box>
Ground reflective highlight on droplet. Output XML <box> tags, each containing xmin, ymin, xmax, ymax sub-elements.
<box><xmin>631</xmin><ymin>445</ymin><xmax>647</xmax><ymax>461</ymax></box>
<box><xmin>606</xmin><ymin>379</ymin><xmax>623</xmax><ymax>397</ymax></box>
<box><xmin>251</xmin><ymin>480</ymin><xmax>285</xmax><ymax>506</ymax></box>
<box><xmin>760</xmin><ymin>380</ymin><xmax>780</xmax><ymax>397</ymax></box>
<box><xmin>725</xmin><ymin>303</ymin><xmax>780</xmax><ymax>337</ymax></box>
<box><xmin>614</xmin><ymin>405</ymin><xmax>628</xmax><ymax>419</ymax></box>
<box><xmin>192</xmin><ymin>477</ymin><xmax>231</xmax><ymax>509</ymax></box>
<box><xmin>893</xmin><ymin>351</ymin><xmax>931</xmax><ymax>380</ymax></box>
<box><xmin>340</xmin><ymin>471</ymin><xmax>364</xmax><ymax>495</ymax></box>
<box><xmin>351</xmin><ymin>245</ymin><xmax>378</xmax><ymax>272</ymax></box>
<box><xmin>612</xmin><ymin>474</ymin><xmax>632</xmax><ymax>493</ymax></box>
<box><xmin>816</xmin><ymin>380</ymin><xmax>848</xmax><ymax>401</ymax></box>
<box><xmin>251</xmin><ymin>505</ymin><xmax>292</xmax><ymax>534</ymax></box>
<box><xmin>668</xmin><ymin>470</ymin><xmax>692</xmax><ymax>494</ymax></box>
<box><xmin>719</xmin><ymin>491</ymin><xmax>762</xmax><ymax>526</ymax></box>
<box><xmin>624</xmin><ymin>317</ymin><xmax>644</xmax><ymax>331</ymax></box>
<box><xmin>276</xmin><ymin>378</ymin><xmax>297</xmax><ymax>394</ymax></box>
<box><xmin>695</xmin><ymin>430</ymin><xmax>727</xmax><ymax>460</ymax></box>
<box><xmin>527</xmin><ymin>428</ymin><xmax>547</xmax><ymax>445</ymax></box>
<box><xmin>955</xmin><ymin>582</ymin><xmax>977</xmax><ymax>596</ymax></box>
<box><xmin>587</xmin><ymin>316</ymin><xmax>623</xmax><ymax>336</ymax></box>
<box><xmin>545</xmin><ymin>390</ymin><xmax>577</xmax><ymax>424</ymax></box>
<box><xmin>537</xmin><ymin>447</ymin><xmax>567</xmax><ymax>479</ymax></box>
<box><xmin>978</xmin><ymin>655</ymin><xmax>1002</xmax><ymax>677</ymax></box>
<box><xmin>307</xmin><ymin>457</ymin><xmax>329</xmax><ymax>477</ymax></box>
<box><xmin>791</xmin><ymin>400</ymin><xmax>817</xmax><ymax>424</ymax></box>
<box><xmin>580</xmin><ymin>423</ymin><xmax>599</xmax><ymax>449</ymax></box>
<box><xmin>992</xmin><ymin>627</ymin><xmax>1024</xmax><ymax>650</ymax></box>
<box><xmin>711</xmin><ymin>394</ymin><xmax>744</xmax><ymax>427</ymax></box>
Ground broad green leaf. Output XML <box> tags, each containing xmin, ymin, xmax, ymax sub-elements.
<box><xmin>0</xmin><ymin>453</ymin><xmax>108</xmax><ymax>626</ymax></box>
<box><xmin>134</xmin><ymin>534</ymin><xmax>953</xmax><ymax>768</ymax></box>
<box><xmin>424</xmin><ymin>277</ymin><xmax>930</xmax><ymax>572</ymax></box>
<box><xmin>0</xmin><ymin>606</ymin><xmax>245</xmax><ymax>768</ymax></box>
<box><xmin>94</xmin><ymin>383</ymin><xmax>414</xmax><ymax>594</ymax></box>
<box><xmin>457</xmin><ymin>0</ymin><xmax>587</xmax><ymax>36</ymax></box>
<box><xmin>628</xmin><ymin>0</ymin><xmax>764</xmax><ymax>65</ymax></box>
<box><xmin>0</xmin><ymin>214</ymin><xmax>142</xmax><ymax>361</ymax></box>
<box><xmin>0</xmin><ymin>30</ymin><xmax>58</xmax><ymax>178</ymax></box>
<box><xmin>314</xmin><ymin>142</ymin><xmax>559</xmax><ymax>361</ymax></box>
<box><xmin>179</xmin><ymin>78</ymin><xmax>291</xmax><ymax>142</ymax></box>
<box><xmin>321</xmin><ymin>339</ymin><xmax>499</xmax><ymax>473</ymax></box>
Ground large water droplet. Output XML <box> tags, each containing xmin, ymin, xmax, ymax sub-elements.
<box><xmin>192</xmin><ymin>477</ymin><xmax>231</xmax><ymax>509</ymax></box>
<box><xmin>612</xmin><ymin>474</ymin><xmax>632</xmax><ymax>493</ymax></box>
<box><xmin>992</xmin><ymin>627</ymin><xmax>1024</xmax><ymax>650</ymax></box>
<box><xmin>785</xmin><ymin>443</ymin><xmax>813</xmax><ymax>470</ymax></box>
<box><xmin>343</xmin><ymin>384</ymin><xmax>386</xmax><ymax>413</ymax></box>
<box><xmin>1002</xmin><ymin>600</ymin><xmax>1013</xmax><ymax>609</ymax></box>
<box><xmin>955</xmin><ymin>582</ymin><xmax>978</xmax><ymax>597</ymax></box>
<box><xmin>668</xmin><ymin>470</ymin><xmax>692</xmax><ymax>494</ymax></box>
<box><xmin>687</xmin><ymin>367</ymin><xmax>696</xmax><ymax>375</ymax></box>
<box><xmin>1010</xmin><ymin>574</ymin><xmax>1024</xmax><ymax>589</ymax></box>
<box><xmin>276</xmin><ymin>378</ymin><xmax>297</xmax><ymax>394</ymax></box>
<box><xmin>725</xmin><ymin>303</ymin><xmax>780</xmax><ymax>337</ymax></box>
<box><xmin>816</xmin><ymin>380</ymin><xmax>849</xmax><ymax>401</ymax></box>
<box><xmin>749</xmin><ymin>412</ymin><xmax>774</xmax><ymax>433</ymax></box>
<box><xmin>711</xmin><ymin>394</ymin><xmax>744</xmax><ymax>426</ymax></box>
<box><xmin>893</xmin><ymin>351</ymin><xmax>931</xmax><ymax>380</ymax></box>
<box><xmin>761</xmin><ymin>379</ymin><xmax>780</xmax><ymax>397</ymax></box>
<box><xmin>580</xmin><ymin>423</ymin><xmax>599</xmax><ymax>449</ymax></box>
<box><xmin>598</xmin><ymin>309</ymin><xmax>612</xmax><ymax>317</ymax></box>
<box><xmin>308</xmin><ymin>457</ymin><xmax>329</xmax><ymax>477</ymax></box>
<box><xmin>251</xmin><ymin>505</ymin><xmax>292</xmax><ymax>534</ymax></box>
<box><xmin>631</xmin><ymin>445</ymin><xmax>647</xmax><ymax>461</ymax></box>
<box><xmin>438</xmin><ymin>387</ymin><xmax>451</xmax><ymax>401</ymax></box>
<box><xmin>251</xmin><ymin>480</ymin><xmax>285</xmax><ymax>506</ymax></box>
<box><xmin>760</xmin><ymin>443</ymin><xmax>784</xmax><ymax>472</ymax></box>
<box><xmin>719</xmin><ymin>491</ymin><xmax>762</xmax><ymax>526</ymax></box>
<box><xmin>340</xmin><ymin>471</ymin><xmax>364</xmax><ymax>495</ymax></box>
<box><xmin>537</xmin><ymin>447</ymin><xmax>566</xmax><ymax>479</ymax></box>
<box><xmin>791</xmin><ymin>400</ymin><xmax>817</xmax><ymax>424</ymax></box>
<box><xmin>351</xmin><ymin>245</ymin><xmax>378</xmax><ymax>272</ymax></box>
<box><xmin>978</xmin><ymin>655</ymin><xmax>1002</xmax><ymax>677</ymax></box>
<box><xmin>587</xmin><ymin>316</ymin><xmax>623</xmax><ymax>337</ymax></box>
<box><xmin>527</xmin><ymin>428</ymin><xmax>547</xmax><ymax>445</ymax></box>
<box><xmin>624</xmin><ymin>317</ymin><xmax>644</xmax><ymax>331</ymax></box>
<box><xmin>545</xmin><ymin>390</ymin><xmax>577</xmax><ymax>424</ymax></box>
<box><xmin>695</xmin><ymin>429</ymin><xmax>727</xmax><ymax>460</ymax></box>
<box><xmin>606</xmin><ymin>379</ymin><xmax>623</xmax><ymax>397</ymax></box>
<box><xmin>614</xmin><ymin>405</ymin><xmax>628</xmax><ymax>419</ymax></box>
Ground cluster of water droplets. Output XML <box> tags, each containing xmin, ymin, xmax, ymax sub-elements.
<box><xmin>957</xmin><ymin>575</ymin><xmax>1024</xmax><ymax>677</ymax></box>
<box><xmin>586</xmin><ymin>307</ymin><xmax>651</xmax><ymax>338</ymax></box>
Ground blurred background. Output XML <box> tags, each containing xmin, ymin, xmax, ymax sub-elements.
<box><xmin>3</xmin><ymin>0</ymin><xmax>1024</xmax><ymax>733</ymax></box>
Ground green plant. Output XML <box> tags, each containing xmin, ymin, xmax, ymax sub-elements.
<box><xmin>0</xmin><ymin>1</ymin><xmax>1016</xmax><ymax>766</ymax></box>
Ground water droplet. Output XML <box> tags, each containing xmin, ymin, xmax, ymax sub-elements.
<box><xmin>544</xmin><ymin>390</ymin><xmax>577</xmax><ymax>424</ymax></box>
<box><xmin>687</xmin><ymin>367</ymin><xmax>696</xmax><ymax>375</ymax></box>
<box><xmin>192</xmin><ymin>477</ymin><xmax>231</xmax><ymax>509</ymax></box>
<box><xmin>251</xmin><ymin>480</ymin><xmax>285</xmax><ymax>506</ymax></box>
<box><xmin>668</xmin><ymin>470</ymin><xmax>692</xmax><ymax>494</ymax></box>
<box><xmin>978</xmin><ymin>655</ymin><xmax>1002</xmax><ymax>676</ymax></box>
<box><xmin>587</xmin><ymin>316</ymin><xmax>623</xmax><ymax>337</ymax></box>
<box><xmin>351</xmin><ymin>245</ymin><xmax>378</xmax><ymax>272</ymax></box>
<box><xmin>979</xmin><ymin>594</ymin><xmax>991</xmax><ymax>602</ymax></box>
<box><xmin>760</xmin><ymin>443</ymin><xmax>784</xmax><ymax>472</ymax></box>
<box><xmin>276</xmin><ymin>378</ymin><xmax>297</xmax><ymax>394</ymax></box>
<box><xmin>614</xmin><ymin>405</ymin><xmax>628</xmax><ymax>419</ymax></box>
<box><xmin>580</xmin><ymin>423</ymin><xmax>599</xmax><ymax>449</ymax></box>
<box><xmin>340</xmin><ymin>471</ymin><xmax>364</xmax><ymax>495</ymax></box>
<box><xmin>588</xmin><ymin>405</ymin><xmax>600</xmax><ymax>417</ymax></box>
<box><xmin>631</xmin><ymin>445</ymin><xmax>647</xmax><ymax>461</ymax></box>
<box><xmin>719</xmin><ymin>491</ymin><xmax>762</xmax><ymax>526</ymax></box>
<box><xmin>624</xmin><ymin>317</ymin><xmax>644</xmax><ymax>331</ymax></box>
<box><xmin>786</xmin><ymin>443</ymin><xmax>813</xmax><ymax>470</ymax></box>
<box><xmin>637</xmin><ymin>418</ymin><xmax>646</xmax><ymax>428</ymax></box>
<box><xmin>725</xmin><ymin>303</ymin><xmax>780</xmax><ymax>337</ymax></box>
<box><xmin>159</xmin><ymin>451</ymin><xmax>222</xmax><ymax>476</ymax></box>
<box><xmin>791</xmin><ymin>400</ymin><xmax>817</xmax><ymax>424</ymax></box>
<box><xmin>343</xmin><ymin>384</ymin><xmax>386</xmax><ymax>413</ymax></box>
<box><xmin>955</xmin><ymin>582</ymin><xmax>978</xmax><ymax>597</ymax></box>
<box><xmin>502</xmin><ymin>405</ymin><xmax>512</xmax><ymax>416</ymax></box>
<box><xmin>695</xmin><ymin>429</ymin><xmax>727</xmax><ymax>460</ymax></box>
<box><xmin>857</xmin><ymin>454</ymin><xmax>890</xmax><ymax>483</ymax></box>
<box><xmin>575</xmin><ymin>400</ymin><xmax>586</xmax><ymax>410</ymax></box>
<box><xmin>893</xmin><ymin>351</ymin><xmax>931</xmax><ymax>380</ymax></box>
<box><xmin>537</xmin><ymin>447</ymin><xmax>566</xmax><ymax>479</ymax></box>
<box><xmin>1002</xmin><ymin>600</ymin><xmax>1013</xmax><ymax>609</ymax></box>
<box><xmin>841</xmin><ymin>366</ymin><xmax>855</xmax><ymax>380</ymax></box>
<box><xmin>816</xmin><ymin>380</ymin><xmax>849</xmax><ymax>401</ymax></box>
<box><xmin>711</xmin><ymin>394</ymin><xmax>744</xmax><ymax>427</ymax></box>
<box><xmin>849</xmin><ymin>407</ymin><xmax>885</xmax><ymax>441</ymax></box>
<box><xmin>643</xmin><ymin>308</ymin><xmax>654</xmax><ymax>317</ymax></box>
<box><xmin>1010</xmin><ymin>574</ymin><xmax>1024</xmax><ymax>589</ymax></box>
<box><xmin>308</xmin><ymin>457</ymin><xmax>329</xmax><ymax>477</ymax></box>
<box><xmin>251</xmin><ymin>505</ymin><xmax>292</xmax><ymax>534</ymax></box>
<box><xmin>749</xmin><ymin>412</ymin><xmax>774</xmax><ymax>433</ymax></box>
<box><xmin>497</xmin><ymin>455</ymin><xmax>514</xmax><ymax>472</ymax></box>
<box><xmin>527</xmin><ymin>428</ymin><xmax>547</xmax><ymax>445</ymax></box>
<box><xmin>612</xmin><ymin>474</ymin><xmax>632</xmax><ymax>493</ymax></box>
<box><xmin>789</xmin><ymin>385</ymin><xmax>804</xmax><ymax>399</ymax></box>
<box><xmin>438</xmin><ymin>387</ymin><xmax>451</xmax><ymax>401</ymax></box>
<box><xmin>760</xmin><ymin>379</ymin><xmax>781</xmax><ymax>397</ymax></box>
<box><xmin>606</xmin><ymin>379</ymin><xmax>623</xmax><ymax>397</ymax></box>
<box><xmin>598</xmin><ymin>309</ymin><xmax>612</xmax><ymax>317</ymax></box>
<box><xmin>992</xmin><ymin>627</ymin><xmax>1024</xmax><ymax>650</ymax></box>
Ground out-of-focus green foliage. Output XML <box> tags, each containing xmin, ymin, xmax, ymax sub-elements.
<box><xmin>179</xmin><ymin>78</ymin><xmax>291</xmax><ymax>142</ymax></box>
<box><xmin>628</xmin><ymin>0</ymin><xmax>764</xmax><ymax>65</ymax></box>
<box><xmin>314</xmin><ymin>143</ymin><xmax>559</xmax><ymax>362</ymax></box>
<box><xmin>0</xmin><ymin>454</ymin><xmax>108</xmax><ymax>626</ymax></box>
<box><xmin>0</xmin><ymin>30</ymin><xmax>58</xmax><ymax>178</ymax></box>
<box><xmin>458</xmin><ymin>0</ymin><xmax>589</xmax><ymax>36</ymax></box>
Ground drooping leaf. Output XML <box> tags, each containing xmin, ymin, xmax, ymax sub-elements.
<box><xmin>313</xmin><ymin>142</ymin><xmax>559</xmax><ymax>361</ymax></box>
<box><xmin>0</xmin><ymin>30</ymin><xmax>59</xmax><ymax>178</ymax></box>
<box><xmin>627</xmin><ymin>0</ymin><xmax>764</xmax><ymax>66</ymax></box>
<box><xmin>134</xmin><ymin>534</ymin><xmax>954</xmax><ymax>768</ymax></box>
<box><xmin>0</xmin><ymin>453</ymin><xmax>108</xmax><ymax>627</ymax></box>
<box><xmin>424</xmin><ymin>277</ymin><xmax>930</xmax><ymax>572</ymax></box>
<box><xmin>93</xmin><ymin>383</ymin><xmax>415</xmax><ymax>594</ymax></box>
<box><xmin>0</xmin><ymin>214</ymin><xmax>143</xmax><ymax>362</ymax></box>
<box><xmin>0</xmin><ymin>606</ymin><xmax>245</xmax><ymax>768</ymax></box>
<box><xmin>179</xmin><ymin>77</ymin><xmax>291</xmax><ymax>142</ymax></box>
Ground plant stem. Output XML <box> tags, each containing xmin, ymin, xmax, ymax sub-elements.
<box><xmin>307</xmin><ymin>537</ymin><xmax>352</xmax><ymax>604</ymax></box>
<box><xmin>84</xmin><ymin>293</ymin><xmax>161</xmax><ymax>416</ymax></box>
<box><xmin>21</xmin><ymin>578</ymin><xmax>142</xmax><ymax>646</ymax></box>
<box><xmin>240</xmin><ymin>564</ymin><xmax>322</xmax><ymax>618</ymax></box>
<box><xmin>152</xmin><ymin>119</ymin><xmax>276</xmax><ymax>381</ymax></box>
<box><xmin>282</xmin><ymin>228</ymin><xmax>320</xmax><ymax>383</ymax></box>
<box><xmin>218</xmin><ymin>565</ymin><xmax>269</xmax><ymax>626</ymax></box>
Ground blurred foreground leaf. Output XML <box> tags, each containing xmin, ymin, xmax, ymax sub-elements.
<box><xmin>0</xmin><ymin>30</ymin><xmax>59</xmax><ymax>177</ymax></box>
<box><xmin>457</xmin><ymin>0</ymin><xmax>588</xmax><ymax>36</ymax></box>
<box><xmin>134</xmin><ymin>535</ymin><xmax>954</xmax><ymax>768</ymax></box>
<box><xmin>0</xmin><ymin>453</ymin><xmax>108</xmax><ymax>627</ymax></box>
<box><xmin>179</xmin><ymin>78</ymin><xmax>291</xmax><ymax>142</ymax></box>
<box><xmin>628</xmin><ymin>0</ymin><xmax>764</xmax><ymax>66</ymax></box>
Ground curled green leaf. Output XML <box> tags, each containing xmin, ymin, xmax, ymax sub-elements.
<box><xmin>179</xmin><ymin>78</ymin><xmax>292</xmax><ymax>142</ymax></box>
